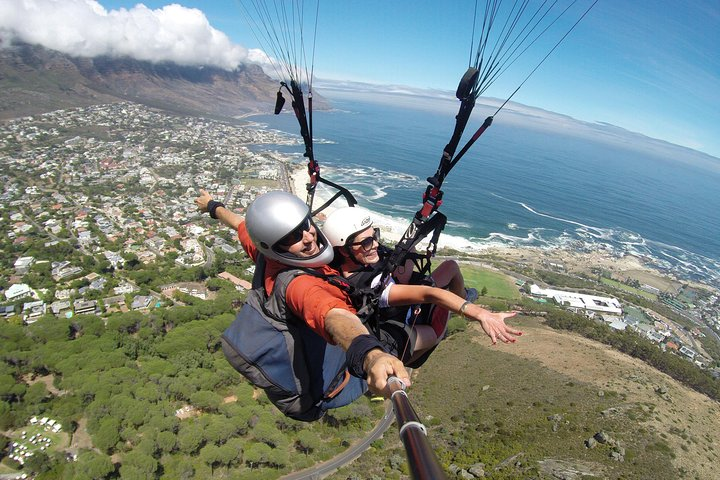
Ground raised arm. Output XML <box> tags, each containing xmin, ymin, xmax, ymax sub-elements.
<box><xmin>195</xmin><ymin>189</ymin><xmax>244</xmax><ymax>230</ymax></box>
<box><xmin>387</xmin><ymin>284</ymin><xmax>523</xmax><ymax>344</ymax></box>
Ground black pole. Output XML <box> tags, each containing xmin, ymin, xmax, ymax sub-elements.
<box><xmin>387</xmin><ymin>377</ymin><xmax>448</xmax><ymax>480</ymax></box>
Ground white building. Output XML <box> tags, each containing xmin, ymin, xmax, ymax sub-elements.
<box><xmin>529</xmin><ymin>284</ymin><xmax>622</xmax><ymax>315</ymax></box>
<box><xmin>5</xmin><ymin>283</ymin><xmax>33</xmax><ymax>301</ymax></box>
<box><xmin>14</xmin><ymin>256</ymin><xmax>35</xmax><ymax>275</ymax></box>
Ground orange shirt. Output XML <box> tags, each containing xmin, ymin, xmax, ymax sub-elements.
<box><xmin>237</xmin><ymin>222</ymin><xmax>355</xmax><ymax>342</ymax></box>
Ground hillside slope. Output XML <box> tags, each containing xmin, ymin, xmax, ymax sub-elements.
<box><xmin>330</xmin><ymin>316</ymin><xmax>719</xmax><ymax>479</ymax></box>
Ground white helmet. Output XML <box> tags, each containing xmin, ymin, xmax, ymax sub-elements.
<box><xmin>323</xmin><ymin>206</ymin><xmax>374</xmax><ymax>247</ymax></box>
<box><xmin>245</xmin><ymin>191</ymin><xmax>333</xmax><ymax>268</ymax></box>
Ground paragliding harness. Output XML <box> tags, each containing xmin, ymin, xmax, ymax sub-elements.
<box><xmin>274</xmin><ymin>78</ymin><xmax>450</xmax><ymax>363</ymax></box>
<box><xmin>221</xmin><ymin>256</ymin><xmax>366</xmax><ymax>422</ymax></box>
<box><xmin>274</xmin><ymin>71</ymin><xmax>473</xmax><ymax>364</ymax></box>
<box><xmin>337</xmin><ymin>227</ymin><xmax>447</xmax><ymax>352</ymax></box>
<box><xmin>366</xmin><ymin>69</ymin><xmax>487</xmax><ymax>307</ymax></box>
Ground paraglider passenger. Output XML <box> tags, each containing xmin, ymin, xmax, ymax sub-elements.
<box><xmin>322</xmin><ymin>206</ymin><xmax>522</xmax><ymax>364</ymax></box>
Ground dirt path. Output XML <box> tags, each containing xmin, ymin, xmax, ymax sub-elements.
<box><xmin>69</xmin><ymin>417</ymin><xmax>93</xmax><ymax>451</ymax></box>
<box><xmin>475</xmin><ymin>318</ymin><xmax>720</xmax><ymax>479</ymax></box>
<box><xmin>23</xmin><ymin>374</ymin><xmax>64</xmax><ymax>396</ymax></box>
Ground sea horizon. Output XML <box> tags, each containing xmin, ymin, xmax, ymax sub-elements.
<box><xmin>245</xmin><ymin>91</ymin><xmax>720</xmax><ymax>289</ymax></box>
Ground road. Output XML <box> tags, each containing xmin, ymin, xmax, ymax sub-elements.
<box><xmin>279</xmin><ymin>402</ymin><xmax>396</xmax><ymax>480</ymax></box>
<box><xmin>203</xmin><ymin>243</ymin><xmax>215</xmax><ymax>270</ymax></box>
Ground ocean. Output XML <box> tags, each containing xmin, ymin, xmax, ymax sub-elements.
<box><xmin>247</xmin><ymin>91</ymin><xmax>720</xmax><ymax>289</ymax></box>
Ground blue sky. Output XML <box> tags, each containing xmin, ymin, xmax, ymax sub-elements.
<box><xmin>4</xmin><ymin>1</ymin><xmax>719</xmax><ymax>159</ymax></box>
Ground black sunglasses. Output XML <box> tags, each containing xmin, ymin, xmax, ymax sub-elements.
<box><xmin>350</xmin><ymin>227</ymin><xmax>380</xmax><ymax>252</ymax></box>
<box><xmin>278</xmin><ymin>217</ymin><xmax>312</xmax><ymax>247</ymax></box>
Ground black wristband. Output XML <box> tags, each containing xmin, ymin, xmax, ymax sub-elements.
<box><xmin>346</xmin><ymin>334</ymin><xmax>386</xmax><ymax>379</ymax></box>
<box><xmin>207</xmin><ymin>200</ymin><xmax>225</xmax><ymax>219</ymax></box>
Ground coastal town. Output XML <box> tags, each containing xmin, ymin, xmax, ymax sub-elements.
<box><xmin>2</xmin><ymin>101</ymin><xmax>719</xmax><ymax>372</ymax></box>
<box><xmin>2</xmin><ymin>101</ymin><xmax>720</xmax><ymax>479</ymax></box>
<box><xmin>1</xmin><ymin>102</ymin><xmax>288</xmax><ymax>317</ymax></box>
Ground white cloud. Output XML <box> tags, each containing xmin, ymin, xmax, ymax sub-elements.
<box><xmin>0</xmin><ymin>0</ymin><xmax>248</xmax><ymax>70</ymax></box>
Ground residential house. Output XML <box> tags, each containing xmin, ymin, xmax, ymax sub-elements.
<box><xmin>218</xmin><ymin>243</ymin><xmax>238</xmax><ymax>255</ymax></box>
<box><xmin>5</xmin><ymin>283</ymin><xmax>33</xmax><ymax>301</ymax></box>
<box><xmin>50</xmin><ymin>300</ymin><xmax>72</xmax><ymax>317</ymax></box>
<box><xmin>55</xmin><ymin>289</ymin><xmax>75</xmax><ymax>300</ymax></box>
<box><xmin>137</xmin><ymin>250</ymin><xmax>157</xmax><ymax>264</ymax></box>
<box><xmin>529</xmin><ymin>284</ymin><xmax>622</xmax><ymax>315</ymax></box>
<box><xmin>131</xmin><ymin>295</ymin><xmax>153</xmax><ymax>310</ymax></box>
<box><xmin>52</xmin><ymin>261</ymin><xmax>82</xmax><ymax>281</ymax></box>
<box><xmin>14</xmin><ymin>256</ymin><xmax>35</xmax><ymax>275</ymax></box>
<box><xmin>73</xmin><ymin>299</ymin><xmax>98</xmax><ymax>315</ymax></box>
<box><xmin>177</xmin><ymin>285</ymin><xmax>208</xmax><ymax>300</ymax></box>
<box><xmin>679</xmin><ymin>345</ymin><xmax>697</xmax><ymax>360</ymax></box>
<box><xmin>218</xmin><ymin>272</ymin><xmax>252</xmax><ymax>291</ymax></box>
<box><xmin>645</xmin><ymin>330</ymin><xmax>666</xmax><ymax>343</ymax></box>
<box><xmin>89</xmin><ymin>277</ymin><xmax>107</xmax><ymax>291</ymax></box>
<box><xmin>113</xmin><ymin>283</ymin><xmax>136</xmax><ymax>295</ymax></box>
<box><xmin>22</xmin><ymin>300</ymin><xmax>46</xmax><ymax>323</ymax></box>
<box><xmin>103</xmin><ymin>251</ymin><xmax>125</xmax><ymax>269</ymax></box>
<box><xmin>103</xmin><ymin>295</ymin><xmax>126</xmax><ymax>311</ymax></box>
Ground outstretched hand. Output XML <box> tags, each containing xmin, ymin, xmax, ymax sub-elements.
<box><xmin>467</xmin><ymin>305</ymin><xmax>523</xmax><ymax>345</ymax></box>
<box><xmin>195</xmin><ymin>189</ymin><xmax>213</xmax><ymax>213</ymax></box>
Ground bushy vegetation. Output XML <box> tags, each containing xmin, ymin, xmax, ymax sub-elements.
<box><xmin>0</xmin><ymin>295</ymin><xmax>385</xmax><ymax>479</ymax></box>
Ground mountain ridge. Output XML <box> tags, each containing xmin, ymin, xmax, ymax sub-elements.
<box><xmin>0</xmin><ymin>42</ymin><xmax>286</xmax><ymax>120</ymax></box>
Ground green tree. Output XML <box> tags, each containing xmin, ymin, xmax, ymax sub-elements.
<box><xmin>178</xmin><ymin>422</ymin><xmax>204</xmax><ymax>454</ymax></box>
<box><xmin>73</xmin><ymin>314</ymin><xmax>105</xmax><ymax>337</ymax></box>
<box><xmin>122</xmin><ymin>252</ymin><xmax>141</xmax><ymax>269</ymax></box>
<box><xmin>24</xmin><ymin>381</ymin><xmax>50</xmax><ymax>407</ymax></box>
<box><xmin>156</xmin><ymin>430</ymin><xmax>177</xmax><ymax>455</ymax></box>
<box><xmin>0</xmin><ymin>374</ymin><xmax>25</xmax><ymax>403</ymax></box>
<box><xmin>199</xmin><ymin>444</ymin><xmax>222</xmax><ymax>473</ymax></box>
<box><xmin>94</xmin><ymin>417</ymin><xmax>121</xmax><ymax>453</ymax></box>
<box><xmin>189</xmin><ymin>390</ymin><xmax>222</xmax><ymax>412</ymax></box>
<box><xmin>204</xmin><ymin>415</ymin><xmax>237</xmax><ymax>445</ymax></box>
<box><xmin>263</xmin><ymin>446</ymin><xmax>288</xmax><ymax>469</ymax></box>
<box><xmin>296</xmin><ymin>430</ymin><xmax>321</xmax><ymax>455</ymax></box>
<box><xmin>25</xmin><ymin>450</ymin><xmax>53</xmax><ymax>473</ymax></box>
<box><xmin>233</xmin><ymin>382</ymin><xmax>256</xmax><ymax>406</ymax></box>
<box><xmin>119</xmin><ymin>450</ymin><xmax>157</xmax><ymax>480</ymax></box>
<box><xmin>244</xmin><ymin>442</ymin><xmax>272</xmax><ymax>469</ymax></box>
<box><xmin>28</xmin><ymin>316</ymin><xmax>72</xmax><ymax>343</ymax></box>
<box><xmin>73</xmin><ymin>450</ymin><xmax>114</xmax><ymax>480</ymax></box>
<box><xmin>159</xmin><ymin>455</ymin><xmax>195</xmax><ymax>479</ymax></box>
<box><xmin>252</xmin><ymin>422</ymin><xmax>284</xmax><ymax>448</ymax></box>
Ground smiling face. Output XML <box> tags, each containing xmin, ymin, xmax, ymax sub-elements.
<box><xmin>347</xmin><ymin>226</ymin><xmax>380</xmax><ymax>265</ymax></box>
<box><xmin>276</xmin><ymin>217</ymin><xmax>320</xmax><ymax>258</ymax></box>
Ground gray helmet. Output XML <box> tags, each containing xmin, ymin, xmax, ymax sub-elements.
<box><xmin>245</xmin><ymin>191</ymin><xmax>334</xmax><ymax>268</ymax></box>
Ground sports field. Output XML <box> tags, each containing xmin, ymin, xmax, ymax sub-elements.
<box><xmin>460</xmin><ymin>265</ymin><xmax>521</xmax><ymax>300</ymax></box>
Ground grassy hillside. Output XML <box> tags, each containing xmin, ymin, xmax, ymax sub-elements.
<box><xmin>329</xmin><ymin>316</ymin><xmax>720</xmax><ymax>479</ymax></box>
